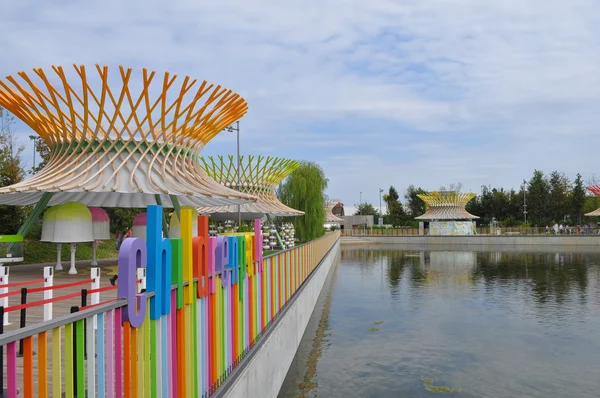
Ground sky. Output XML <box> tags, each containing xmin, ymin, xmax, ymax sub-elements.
<box><xmin>1</xmin><ymin>0</ymin><xmax>599</xmax><ymax>209</ymax></box>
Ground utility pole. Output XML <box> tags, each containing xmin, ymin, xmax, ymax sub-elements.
<box><xmin>225</xmin><ymin>121</ymin><xmax>241</xmax><ymax>226</ymax></box>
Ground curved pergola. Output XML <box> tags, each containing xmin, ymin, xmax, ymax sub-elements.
<box><xmin>0</xmin><ymin>64</ymin><xmax>255</xmax><ymax>208</ymax></box>
<box><xmin>585</xmin><ymin>186</ymin><xmax>600</xmax><ymax>216</ymax></box>
<box><xmin>415</xmin><ymin>191</ymin><xmax>479</xmax><ymax>220</ymax></box>
<box><xmin>325</xmin><ymin>198</ymin><xmax>344</xmax><ymax>223</ymax></box>
<box><xmin>197</xmin><ymin>155</ymin><xmax>304</xmax><ymax>220</ymax></box>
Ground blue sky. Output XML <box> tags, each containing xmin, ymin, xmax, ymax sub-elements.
<box><xmin>1</xmin><ymin>0</ymin><xmax>599</xmax><ymax>209</ymax></box>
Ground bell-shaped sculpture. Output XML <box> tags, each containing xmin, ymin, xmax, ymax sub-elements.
<box><xmin>89</xmin><ymin>207</ymin><xmax>111</xmax><ymax>266</ymax></box>
<box><xmin>52</xmin><ymin>202</ymin><xmax>94</xmax><ymax>243</ymax></box>
<box><xmin>41</xmin><ymin>205</ymin><xmax>64</xmax><ymax>272</ymax></box>
<box><xmin>41</xmin><ymin>206</ymin><xmax>59</xmax><ymax>242</ymax></box>
<box><xmin>132</xmin><ymin>213</ymin><xmax>147</xmax><ymax>240</ymax></box>
<box><xmin>169</xmin><ymin>207</ymin><xmax>199</xmax><ymax>238</ymax></box>
<box><xmin>51</xmin><ymin>202</ymin><xmax>93</xmax><ymax>275</ymax></box>
<box><xmin>90</xmin><ymin>207</ymin><xmax>110</xmax><ymax>240</ymax></box>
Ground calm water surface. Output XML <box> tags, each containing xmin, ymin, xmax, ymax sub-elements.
<box><xmin>279</xmin><ymin>244</ymin><xmax>600</xmax><ymax>398</ymax></box>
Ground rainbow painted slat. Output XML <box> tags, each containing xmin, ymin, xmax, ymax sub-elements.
<box><xmin>0</xmin><ymin>205</ymin><xmax>339</xmax><ymax>397</ymax></box>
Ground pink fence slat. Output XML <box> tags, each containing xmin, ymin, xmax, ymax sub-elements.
<box><xmin>106</xmin><ymin>309</ymin><xmax>115</xmax><ymax>398</ymax></box>
<box><xmin>6</xmin><ymin>341</ymin><xmax>17</xmax><ymax>398</ymax></box>
<box><xmin>115</xmin><ymin>308</ymin><xmax>123</xmax><ymax>397</ymax></box>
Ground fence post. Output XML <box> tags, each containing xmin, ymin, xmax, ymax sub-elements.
<box><xmin>0</xmin><ymin>266</ymin><xmax>8</xmax><ymax>326</ymax></box>
<box><xmin>43</xmin><ymin>266</ymin><xmax>53</xmax><ymax>321</ymax></box>
<box><xmin>81</xmin><ymin>289</ymin><xmax>88</xmax><ymax>359</ymax></box>
<box><xmin>17</xmin><ymin>287</ymin><xmax>28</xmax><ymax>357</ymax></box>
<box><xmin>70</xmin><ymin>306</ymin><xmax>79</xmax><ymax>392</ymax></box>
<box><xmin>0</xmin><ymin>306</ymin><xmax>4</xmax><ymax>392</ymax></box>
<box><xmin>137</xmin><ymin>267</ymin><xmax>147</xmax><ymax>293</ymax></box>
<box><xmin>90</xmin><ymin>267</ymin><xmax>100</xmax><ymax>329</ymax></box>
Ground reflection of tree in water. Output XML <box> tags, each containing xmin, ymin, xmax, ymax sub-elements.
<box><xmin>472</xmin><ymin>251</ymin><xmax>595</xmax><ymax>305</ymax></box>
<box><xmin>341</xmin><ymin>248</ymin><xmax>427</xmax><ymax>290</ymax></box>
<box><xmin>342</xmin><ymin>247</ymin><xmax>599</xmax><ymax>307</ymax></box>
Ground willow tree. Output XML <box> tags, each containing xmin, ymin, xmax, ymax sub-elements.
<box><xmin>277</xmin><ymin>161</ymin><xmax>328</xmax><ymax>242</ymax></box>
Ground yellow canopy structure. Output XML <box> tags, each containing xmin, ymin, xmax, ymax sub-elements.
<box><xmin>415</xmin><ymin>191</ymin><xmax>479</xmax><ymax>220</ymax></box>
<box><xmin>198</xmin><ymin>155</ymin><xmax>304</xmax><ymax>220</ymax></box>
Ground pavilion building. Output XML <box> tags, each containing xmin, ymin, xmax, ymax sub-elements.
<box><xmin>0</xmin><ymin>65</ymin><xmax>255</xmax><ymax>271</ymax></box>
<box><xmin>197</xmin><ymin>155</ymin><xmax>304</xmax><ymax>221</ymax></box>
<box><xmin>415</xmin><ymin>191</ymin><xmax>479</xmax><ymax>235</ymax></box>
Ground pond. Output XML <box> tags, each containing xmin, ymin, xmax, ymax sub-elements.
<box><xmin>278</xmin><ymin>244</ymin><xmax>600</xmax><ymax>398</ymax></box>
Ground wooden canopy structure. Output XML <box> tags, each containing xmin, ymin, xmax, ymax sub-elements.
<box><xmin>415</xmin><ymin>191</ymin><xmax>479</xmax><ymax>220</ymax></box>
<box><xmin>197</xmin><ymin>155</ymin><xmax>304</xmax><ymax>220</ymax></box>
<box><xmin>0</xmin><ymin>64</ymin><xmax>255</xmax><ymax>208</ymax></box>
<box><xmin>585</xmin><ymin>186</ymin><xmax>600</xmax><ymax>216</ymax></box>
<box><xmin>325</xmin><ymin>198</ymin><xmax>344</xmax><ymax>223</ymax></box>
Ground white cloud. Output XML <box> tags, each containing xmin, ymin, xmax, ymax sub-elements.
<box><xmin>1</xmin><ymin>0</ymin><xmax>599</xmax><ymax>206</ymax></box>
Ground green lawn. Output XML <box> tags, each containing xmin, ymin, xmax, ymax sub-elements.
<box><xmin>23</xmin><ymin>237</ymin><xmax>119</xmax><ymax>265</ymax></box>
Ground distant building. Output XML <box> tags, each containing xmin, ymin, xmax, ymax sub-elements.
<box><xmin>415</xmin><ymin>191</ymin><xmax>479</xmax><ymax>235</ymax></box>
<box><xmin>341</xmin><ymin>215</ymin><xmax>374</xmax><ymax>230</ymax></box>
<box><xmin>332</xmin><ymin>202</ymin><xmax>345</xmax><ymax>217</ymax></box>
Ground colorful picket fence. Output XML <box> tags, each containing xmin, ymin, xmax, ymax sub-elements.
<box><xmin>341</xmin><ymin>227</ymin><xmax>552</xmax><ymax>236</ymax></box>
<box><xmin>0</xmin><ymin>205</ymin><xmax>340</xmax><ymax>397</ymax></box>
<box><xmin>342</xmin><ymin>228</ymin><xmax>421</xmax><ymax>236</ymax></box>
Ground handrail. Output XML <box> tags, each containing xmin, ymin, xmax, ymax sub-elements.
<box><xmin>0</xmin><ymin>231</ymin><xmax>339</xmax><ymax>346</ymax></box>
<box><xmin>0</xmin><ymin>299</ymin><xmax>126</xmax><ymax>346</ymax></box>
<box><xmin>263</xmin><ymin>231</ymin><xmax>336</xmax><ymax>260</ymax></box>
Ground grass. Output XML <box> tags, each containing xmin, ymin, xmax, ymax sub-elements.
<box><xmin>21</xmin><ymin>237</ymin><xmax>119</xmax><ymax>265</ymax></box>
<box><xmin>421</xmin><ymin>377</ymin><xmax>460</xmax><ymax>393</ymax></box>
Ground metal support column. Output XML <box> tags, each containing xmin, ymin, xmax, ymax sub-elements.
<box><xmin>154</xmin><ymin>194</ymin><xmax>170</xmax><ymax>238</ymax></box>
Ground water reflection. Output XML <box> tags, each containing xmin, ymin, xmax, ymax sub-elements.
<box><xmin>281</xmin><ymin>245</ymin><xmax>600</xmax><ymax>398</ymax></box>
<box><xmin>341</xmin><ymin>246</ymin><xmax>598</xmax><ymax>308</ymax></box>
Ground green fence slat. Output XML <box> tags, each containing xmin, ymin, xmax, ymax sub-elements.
<box><xmin>75</xmin><ymin>319</ymin><xmax>85</xmax><ymax>398</ymax></box>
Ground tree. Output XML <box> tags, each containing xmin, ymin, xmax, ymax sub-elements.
<box><xmin>277</xmin><ymin>161</ymin><xmax>328</xmax><ymax>242</ymax></box>
<box><xmin>0</xmin><ymin>107</ymin><xmax>26</xmax><ymax>234</ymax></box>
<box><xmin>527</xmin><ymin>170</ymin><xmax>551</xmax><ymax>226</ymax></box>
<box><xmin>570</xmin><ymin>173</ymin><xmax>586</xmax><ymax>224</ymax></box>
<box><xmin>548</xmin><ymin>171</ymin><xmax>570</xmax><ymax>223</ymax></box>
<box><xmin>404</xmin><ymin>185</ymin><xmax>427</xmax><ymax>218</ymax></box>
<box><xmin>355</xmin><ymin>202</ymin><xmax>378</xmax><ymax>217</ymax></box>
<box><xmin>384</xmin><ymin>186</ymin><xmax>407</xmax><ymax>226</ymax></box>
<box><xmin>31</xmin><ymin>137</ymin><xmax>51</xmax><ymax>174</ymax></box>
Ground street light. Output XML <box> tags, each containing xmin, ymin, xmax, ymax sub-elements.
<box><xmin>225</xmin><ymin>121</ymin><xmax>241</xmax><ymax>226</ymax></box>
<box><xmin>379</xmin><ymin>188</ymin><xmax>384</xmax><ymax>226</ymax></box>
<box><xmin>29</xmin><ymin>135</ymin><xmax>37</xmax><ymax>171</ymax></box>
<box><xmin>358</xmin><ymin>192</ymin><xmax>362</xmax><ymax>215</ymax></box>
<box><xmin>522</xmin><ymin>179</ymin><xmax>527</xmax><ymax>224</ymax></box>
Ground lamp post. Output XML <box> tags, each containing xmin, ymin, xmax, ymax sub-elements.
<box><xmin>379</xmin><ymin>188</ymin><xmax>383</xmax><ymax>226</ymax></box>
<box><xmin>523</xmin><ymin>179</ymin><xmax>527</xmax><ymax>224</ymax></box>
<box><xmin>29</xmin><ymin>135</ymin><xmax>37</xmax><ymax>171</ymax></box>
<box><xmin>359</xmin><ymin>192</ymin><xmax>362</xmax><ymax>215</ymax></box>
<box><xmin>225</xmin><ymin>121</ymin><xmax>241</xmax><ymax>226</ymax></box>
